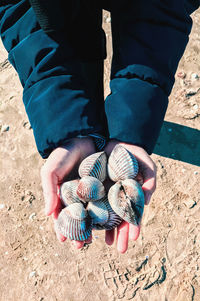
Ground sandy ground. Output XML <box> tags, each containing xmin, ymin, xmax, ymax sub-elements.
<box><xmin>0</xmin><ymin>9</ymin><xmax>200</xmax><ymax>301</ymax></box>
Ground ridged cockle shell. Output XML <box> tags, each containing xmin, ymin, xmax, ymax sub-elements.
<box><xmin>79</xmin><ymin>151</ymin><xmax>107</xmax><ymax>182</ymax></box>
<box><xmin>88</xmin><ymin>197</ymin><xmax>122</xmax><ymax>230</ymax></box>
<box><xmin>56</xmin><ymin>203</ymin><xmax>92</xmax><ymax>241</ymax></box>
<box><xmin>60</xmin><ymin>179</ymin><xmax>82</xmax><ymax>207</ymax></box>
<box><xmin>108</xmin><ymin>179</ymin><xmax>144</xmax><ymax>225</ymax></box>
<box><xmin>107</xmin><ymin>145</ymin><xmax>139</xmax><ymax>182</ymax></box>
<box><xmin>88</xmin><ymin>198</ymin><xmax>109</xmax><ymax>226</ymax></box>
<box><xmin>77</xmin><ymin>176</ymin><xmax>106</xmax><ymax>202</ymax></box>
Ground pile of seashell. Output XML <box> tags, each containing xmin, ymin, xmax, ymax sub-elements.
<box><xmin>56</xmin><ymin>145</ymin><xmax>145</xmax><ymax>241</ymax></box>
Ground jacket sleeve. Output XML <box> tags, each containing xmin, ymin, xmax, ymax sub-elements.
<box><xmin>105</xmin><ymin>0</ymin><xmax>200</xmax><ymax>154</ymax></box>
<box><xmin>0</xmin><ymin>0</ymin><xmax>107</xmax><ymax>158</ymax></box>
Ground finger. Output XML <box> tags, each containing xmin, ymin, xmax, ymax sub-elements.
<box><xmin>54</xmin><ymin>221</ymin><xmax>67</xmax><ymax>242</ymax></box>
<box><xmin>117</xmin><ymin>221</ymin><xmax>129</xmax><ymax>254</ymax></box>
<box><xmin>105</xmin><ymin>229</ymin><xmax>115</xmax><ymax>245</ymax></box>
<box><xmin>142</xmin><ymin>177</ymin><xmax>156</xmax><ymax>205</ymax></box>
<box><xmin>129</xmin><ymin>223</ymin><xmax>141</xmax><ymax>241</ymax></box>
<box><xmin>73</xmin><ymin>240</ymin><xmax>85</xmax><ymax>249</ymax></box>
<box><xmin>53</xmin><ymin>188</ymin><xmax>62</xmax><ymax>219</ymax></box>
<box><xmin>41</xmin><ymin>168</ymin><xmax>59</xmax><ymax>216</ymax></box>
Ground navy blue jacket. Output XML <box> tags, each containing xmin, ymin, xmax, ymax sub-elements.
<box><xmin>0</xmin><ymin>1</ymin><xmax>199</xmax><ymax>158</ymax></box>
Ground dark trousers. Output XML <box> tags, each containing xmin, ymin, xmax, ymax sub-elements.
<box><xmin>0</xmin><ymin>0</ymin><xmax>198</xmax><ymax>157</ymax></box>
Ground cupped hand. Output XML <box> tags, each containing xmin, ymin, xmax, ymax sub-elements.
<box><xmin>104</xmin><ymin>140</ymin><xmax>157</xmax><ymax>254</ymax></box>
<box><xmin>40</xmin><ymin>137</ymin><xmax>95</xmax><ymax>249</ymax></box>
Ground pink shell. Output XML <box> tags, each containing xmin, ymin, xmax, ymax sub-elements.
<box><xmin>77</xmin><ymin>176</ymin><xmax>106</xmax><ymax>202</ymax></box>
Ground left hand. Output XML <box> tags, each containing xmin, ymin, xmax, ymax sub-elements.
<box><xmin>104</xmin><ymin>140</ymin><xmax>157</xmax><ymax>253</ymax></box>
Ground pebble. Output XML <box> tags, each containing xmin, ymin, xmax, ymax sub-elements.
<box><xmin>105</xmin><ymin>16</ymin><xmax>111</xmax><ymax>23</ymax></box>
<box><xmin>193</xmin><ymin>104</ymin><xmax>199</xmax><ymax>110</ymax></box>
<box><xmin>5</xmin><ymin>251</ymin><xmax>8</xmax><ymax>255</ymax></box>
<box><xmin>186</xmin><ymin>199</ymin><xmax>196</xmax><ymax>209</ymax></box>
<box><xmin>55</xmin><ymin>253</ymin><xmax>59</xmax><ymax>257</ymax></box>
<box><xmin>185</xmin><ymin>89</ymin><xmax>198</xmax><ymax>98</ymax></box>
<box><xmin>29</xmin><ymin>212</ymin><xmax>36</xmax><ymax>220</ymax></box>
<box><xmin>194</xmin><ymin>171</ymin><xmax>198</xmax><ymax>175</ymax></box>
<box><xmin>177</xmin><ymin>71</ymin><xmax>186</xmax><ymax>79</ymax></box>
<box><xmin>191</xmin><ymin>73</ymin><xmax>199</xmax><ymax>81</ymax></box>
<box><xmin>1</xmin><ymin>124</ymin><xmax>9</xmax><ymax>133</ymax></box>
<box><xmin>29</xmin><ymin>271</ymin><xmax>36</xmax><ymax>278</ymax></box>
<box><xmin>0</xmin><ymin>204</ymin><xmax>5</xmax><ymax>209</ymax></box>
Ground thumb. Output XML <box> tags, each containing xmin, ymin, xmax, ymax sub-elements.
<box><xmin>142</xmin><ymin>177</ymin><xmax>156</xmax><ymax>205</ymax></box>
<box><xmin>41</xmin><ymin>169</ymin><xmax>59</xmax><ymax>215</ymax></box>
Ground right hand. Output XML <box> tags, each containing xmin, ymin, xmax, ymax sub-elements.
<box><xmin>40</xmin><ymin>137</ymin><xmax>96</xmax><ymax>248</ymax></box>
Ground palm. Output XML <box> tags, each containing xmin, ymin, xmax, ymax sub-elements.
<box><xmin>40</xmin><ymin>137</ymin><xmax>96</xmax><ymax>248</ymax></box>
<box><xmin>104</xmin><ymin>141</ymin><xmax>157</xmax><ymax>253</ymax></box>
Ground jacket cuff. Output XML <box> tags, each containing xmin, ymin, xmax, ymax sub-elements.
<box><xmin>105</xmin><ymin>65</ymin><xmax>169</xmax><ymax>154</ymax></box>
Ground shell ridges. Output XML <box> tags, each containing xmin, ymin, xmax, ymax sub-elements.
<box><xmin>108</xmin><ymin>179</ymin><xmax>144</xmax><ymax>225</ymax></box>
<box><xmin>79</xmin><ymin>151</ymin><xmax>107</xmax><ymax>182</ymax></box>
<box><xmin>56</xmin><ymin>203</ymin><xmax>92</xmax><ymax>241</ymax></box>
<box><xmin>107</xmin><ymin>145</ymin><xmax>139</xmax><ymax>182</ymax></box>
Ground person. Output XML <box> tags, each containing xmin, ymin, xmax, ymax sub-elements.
<box><xmin>0</xmin><ymin>0</ymin><xmax>199</xmax><ymax>253</ymax></box>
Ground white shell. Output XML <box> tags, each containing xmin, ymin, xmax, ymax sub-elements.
<box><xmin>108</xmin><ymin>179</ymin><xmax>144</xmax><ymax>225</ymax></box>
<box><xmin>77</xmin><ymin>176</ymin><xmax>106</xmax><ymax>202</ymax></box>
<box><xmin>88</xmin><ymin>197</ymin><xmax>122</xmax><ymax>230</ymax></box>
<box><xmin>88</xmin><ymin>198</ymin><xmax>109</xmax><ymax>226</ymax></box>
<box><xmin>107</xmin><ymin>145</ymin><xmax>139</xmax><ymax>182</ymax></box>
<box><xmin>56</xmin><ymin>203</ymin><xmax>92</xmax><ymax>241</ymax></box>
<box><xmin>79</xmin><ymin>151</ymin><xmax>107</xmax><ymax>182</ymax></box>
<box><xmin>60</xmin><ymin>180</ymin><xmax>81</xmax><ymax>207</ymax></box>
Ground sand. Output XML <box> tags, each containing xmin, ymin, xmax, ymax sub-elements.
<box><xmin>0</xmin><ymin>9</ymin><xmax>200</xmax><ymax>301</ymax></box>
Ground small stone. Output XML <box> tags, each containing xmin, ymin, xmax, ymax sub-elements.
<box><xmin>1</xmin><ymin>125</ymin><xmax>9</xmax><ymax>132</ymax></box>
<box><xmin>186</xmin><ymin>199</ymin><xmax>196</xmax><ymax>209</ymax></box>
<box><xmin>177</xmin><ymin>71</ymin><xmax>186</xmax><ymax>79</ymax></box>
<box><xmin>29</xmin><ymin>271</ymin><xmax>36</xmax><ymax>278</ymax></box>
<box><xmin>105</xmin><ymin>16</ymin><xmax>111</xmax><ymax>23</ymax></box>
<box><xmin>191</xmin><ymin>73</ymin><xmax>199</xmax><ymax>81</ymax></box>
<box><xmin>5</xmin><ymin>251</ymin><xmax>8</xmax><ymax>255</ymax></box>
<box><xmin>193</xmin><ymin>104</ymin><xmax>199</xmax><ymax>110</ymax></box>
<box><xmin>39</xmin><ymin>226</ymin><xmax>44</xmax><ymax>230</ymax></box>
<box><xmin>185</xmin><ymin>89</ymin><xmax>198</xmax><ymax>98</ymax></box>
<box><xmin>0</xmin><ymin>204</ymin><xmax>5</xmax><ymax>209</ymax></box>
<box><xmin>29</xmin><ymin>212</ymin><xmax>36</xmax><ymax>220</ymax></box>
<box><xmin>194</xmin><ymin>171</ymin><xmax>198</xmax><ymax>175</ymax></box>
<box><xmin>55</xmin><ymin>253</ymin><xmax>59</xmax><ymax>257</ymax></box>
<box><xmin>168</xmin><ymin>128</ymin><xmax>172</xmax><ymax>132</ymax></box>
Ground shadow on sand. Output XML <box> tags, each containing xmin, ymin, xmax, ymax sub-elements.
<box><xmin>154</xmin><ymin>121</ymin><xmax>200</xmax><ymax>166</ymax></box>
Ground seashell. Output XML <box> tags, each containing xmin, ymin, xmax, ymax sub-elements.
<box><xmin>77</xmin><ymin>176</ymin><xmax>106</xmax><ymax>202</ymax></box>
<box><xmin>88</xmin><ymin>197</ymin><xmax>122</xmax><ymax>230</ymax></box>
<box><xmin>79</xmin><ymin>151</ymin><xmax>107</xmax><ymax>182</ymax></box>
<box><xmin>56</xmin><ymin>203</ymin><xmax>92</xmax><ymax>241</ymax></box>
<box><xmin>108</xmin><ymin>179</ymin><xmax>144</xmax><ymax>225</ymax></box>
<box><xmin>87</xmin><ymin>198</ymin><xmax>109</xmax><ymax>226</ymax></box>
<box><xmin>107</xmin><ymin>145</ymin><xmax>139</xmax><ymax>182</ymax></box>
<box><xmin>60</xmin><ymin>179</ymin><xmax>82</xmax><ymax>207</ymax></box>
